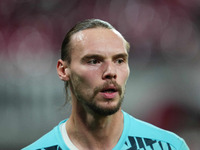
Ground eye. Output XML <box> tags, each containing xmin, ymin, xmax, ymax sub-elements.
<box><xmin>88</xmin><ymin>59</ymin><xmax>101</xmax><ymax>65</ymax></box>
<box><xmin>116</xmin><ymin>58</ymin><xmax>125</xmax><ymax>64</ymax></box>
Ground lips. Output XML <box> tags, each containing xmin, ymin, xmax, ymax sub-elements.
<box><xmin>101</xmin><ymin>86</ymin><xmax>117</xmax><ymax>93</ymax></box>
<box><xmin>100</xmin><ymin>86</ymin><xmax>118</xmax><ymax>99</ymax></box>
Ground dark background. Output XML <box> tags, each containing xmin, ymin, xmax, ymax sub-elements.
<box><xmin>0</xmin><ymin>0</ymin><xmax>200</xmax><ymax>149</ymax></box>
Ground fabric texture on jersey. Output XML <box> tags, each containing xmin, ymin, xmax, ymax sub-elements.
<box><xmin>22</xmin><ymin>111</ymin><xmax>189</xmax><ymax>150</ymax></box>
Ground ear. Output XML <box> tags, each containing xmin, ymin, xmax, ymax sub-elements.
<box><xmin>57</xmin><ymin>59</ymin><xmax>70</xmax><ymax>81</ymax></box>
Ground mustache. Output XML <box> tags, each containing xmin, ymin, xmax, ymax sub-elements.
<box><xmin>93</xmin><ymin>81</ymin><xmax>122</xmax><ymax>96</ymax></box>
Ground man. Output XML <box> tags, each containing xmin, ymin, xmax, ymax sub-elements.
<box><xmin>23</xmin><ymin>19</ymin><xmax>189</xmax><ymax>150</ymax></box>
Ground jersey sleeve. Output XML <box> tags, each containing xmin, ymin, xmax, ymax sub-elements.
<box><xmin>179</xmin><ymin>139</ymin><xmax>190</xmax><ymax>150</ymax></box>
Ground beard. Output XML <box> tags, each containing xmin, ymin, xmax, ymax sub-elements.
<box><xmin>69</xmin><ymin>72</ymin><xmax>125</xmax><ymax>116</ymax></box>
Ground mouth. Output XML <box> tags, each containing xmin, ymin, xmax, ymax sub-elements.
<box><xmin>100</xmin><ymin>86</ymin><xmax>118</xmax><ymax>93</ymax></box>
<box><xmin>100</xmin><ymin>86</ymin><xmax>118</xmax><ymax>99</ymax></box>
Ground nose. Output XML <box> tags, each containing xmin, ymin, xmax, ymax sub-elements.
<box><xmin>102</xmin><ymin>62</ymin><xmax>117</xmax><ymax>80</ymax></box>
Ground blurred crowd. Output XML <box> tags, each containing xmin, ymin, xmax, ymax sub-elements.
<box><xmin>0</xmin><ymin>0</ymin><xmax>200</xmax><ymax>149</ymax></box>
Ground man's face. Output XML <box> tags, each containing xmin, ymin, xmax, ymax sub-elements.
<box><xmin>68</xmin><ymin>28</ymin><xmax>130</xmax><ymax>116</ymax></box>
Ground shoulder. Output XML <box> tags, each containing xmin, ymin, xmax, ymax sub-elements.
<box><xmin>22</xmin><ymin>120</ymin><xmax>67</xmax><ymax>150</ymax></box>
<box><xmin>123</xmin><ymin>111</ymin><xmax>189</xmax><ymax>150</ymax></box>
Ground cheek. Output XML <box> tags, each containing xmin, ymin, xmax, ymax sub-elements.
<box><xmin>72</xmin><ymin>69</ymin><xmax>99</xmax><ymax>88</ymax></box>
<box><xmin>126</xmin><ymin>67</ymin><xmax>130</xmax><ymax>80</ymax></box>
<box><xmin>118</xmin><ymin>66</ymin><xmax>130</xmax><ymax>82</ymax></box>
<box><xmin>88</xmin><ymin>70</ymin><xmax>102</xmax><ymax>87</ymax></box>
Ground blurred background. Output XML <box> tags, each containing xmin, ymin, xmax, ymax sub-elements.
<box><xmin>0</xmin><ymin>0</ymin><xmax>200</xmax><ymax>149</ymax></box>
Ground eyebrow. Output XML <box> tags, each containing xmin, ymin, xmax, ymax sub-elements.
<box><xmin>81</xmin><ymin>54</ymin><xmax>104</xmax><ymax>62</ymax></box>
<box><xmin>112</xmin><ymin>53</ymin><xmax>128</xmax><ymax>60</ymax></box>
<box><xmin>81</xmin><ymin>53</ymin><xmax>128</xmax><ymax>62</ymax></box>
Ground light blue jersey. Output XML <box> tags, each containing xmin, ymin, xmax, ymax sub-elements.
<box><xmin>23</xmin><ymin>111</ymin><xmax>189</xmax><ymax>150</ymax></box>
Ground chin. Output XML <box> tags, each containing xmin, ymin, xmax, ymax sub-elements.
<box><xmin>89</xmin><ymin>100</ymin><xmax>122</xmax><ymax>116</ymax></box>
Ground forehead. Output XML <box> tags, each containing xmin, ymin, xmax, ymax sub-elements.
<box><xmin>70</xmin><ymin>28</ymin><xmax>127</xmax><ymax>56</ymax></box>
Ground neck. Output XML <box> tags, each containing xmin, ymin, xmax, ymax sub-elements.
<box><xmin>66</xmin><ymin>100</ymin><xmax>124</xmax><ymax>150</ymax></box>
